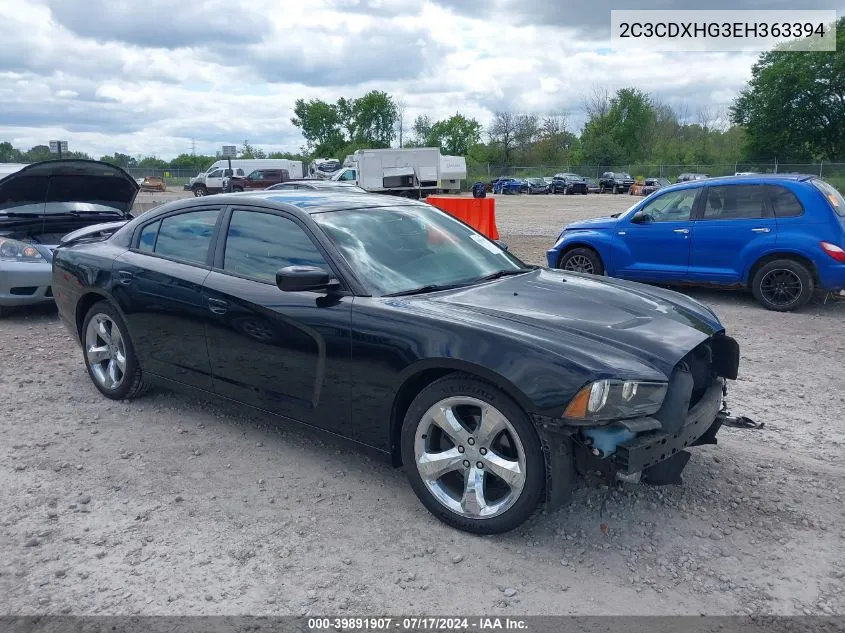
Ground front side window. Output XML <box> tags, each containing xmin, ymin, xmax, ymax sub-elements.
<box><xmin>702</xmin><ymin>185</ymin><xmax>768</xmax><ymax>220</ymax></box>
<box><xmin>313</xmin><ymin>204</ymin><xmax>526</xmax><ymax>296</ymax></box>
<box><xmin>143</xmin><ymin>209</ymin><xmax>219</xmax><ymax>264</ymax></box>
<box><xmin>639</xmin><ymin>188</ymin><xmax>698</xmax><ymax>222</ymax></box>
<box><xmin>207</xmin><ymin>169</ymin><xmax>222</xmax><ymax>178</ymax></box>
<box><xmin>339</xmin><ymin>170</ymin><xmax>356</xmax><ymax>182</ymax></box>
<box><xmin>223</xmin><ymin>210</ymin><xmax>329</xmax><ymax>283</ymax></box>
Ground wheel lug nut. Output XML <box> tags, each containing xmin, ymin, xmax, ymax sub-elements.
<box><xmin>476</xmin><ymin>461</ymin><xmax>483</xmax><ymax>469</ymax></box>
<box><xmin>457</xmin><ymin>446</ymin><xmax>465</xmax><ymax>453</ymax></box>
<box><xmin>463</xmin><ymin>460</ymin><xmax>470</xmax><ymax>468</ymax></box>
<box><xmin>479</xmin><ymin>448</ymin><xmax>487</xmax><ymax>455</ymax></box>
<box><xmin>467</xmin><ymin>438</ymin><xmax>475</xmax><ymax>445</ymax></box>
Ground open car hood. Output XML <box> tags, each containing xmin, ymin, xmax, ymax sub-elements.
<box><xmin>0</xmin><ymin>159</ymin><xmax>139</xmax><ymax>219</ymax></box>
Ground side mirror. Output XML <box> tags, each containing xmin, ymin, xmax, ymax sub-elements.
<box><xmin>630</xmin><ymin>210</ymin><xmax>650</xmax><ymax>224</ymax></box>
<box><xmin>276</xmin><ymin>265</ymin><xmax>337</xmax><ymax>292</ymax></box>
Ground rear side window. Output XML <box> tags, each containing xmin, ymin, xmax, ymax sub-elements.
<box><xmin>811</xmin><ymin>179</ymin><xmax>845</xmax><ymax>217</ymax></box>
<box><xmin>702</xmin><ymin>185</ymin><xmax>769</xmax><ymax>220</ymax></box>
<box><xmin>766</xmin><ymin>185</ymin><xmax>804</xmax><ymax>218</ymax></box>
<box><xmin>139</xmin><ymin>209</ymin><xmax>219</xmax><ymax>265</ymax></box>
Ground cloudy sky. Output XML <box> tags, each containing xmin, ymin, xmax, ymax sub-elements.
<box><xmin>0</xmin><ymin>0</ymin><xmax>838</xmax><ymax>159</ymax></box>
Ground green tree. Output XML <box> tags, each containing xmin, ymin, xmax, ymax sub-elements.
<box><xmin>138</xmin><ymin>156</ymin><xmax>169</xmax><ymax>169</ymax></box>
<box><xmin>240</xmin><ymin>140</ymin><xmax>266</xmax><ymax>159</ymax></box>
<box><xmin>291</xmin><ymin>91</ymin><xmax>399</xmax><ymax>158</ymax></box>
<box><xmin>425</xmin><ymin>113</ymin><xmax>482</xmax><ymax>155</ymax></box>
<box><xmin>99</xmin><ymin>153</ymin><xmax>137</xmax><ymax>168</ymax></box>
<box><xmin>0</xmin><ymin>141</ymin><xmax>23</xmax><ymax>162</ymax></box>
<box><xmin>169</xmin><ymin>153</ymin><xmax>216</xmax><ymax>172</ymax></box>
<box><xmin>731</xmin><ymin>17</ymin><xmax>845</xmax><ymax>160</ymax></box>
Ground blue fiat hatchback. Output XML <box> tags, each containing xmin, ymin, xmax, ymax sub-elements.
<box><xmin>547</xmin><ymin>175</ymin><xmax>845</xmax><ymax>311</ymax></box>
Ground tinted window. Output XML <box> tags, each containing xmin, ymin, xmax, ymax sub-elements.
<box><xmin>248</xmin><ymin>171</ymin><xmax>263</xmax><ymax>180</ymax></box>
<box><xmin>639</xmin><ymin>188</ymin><xmax>698</xmax><ymax>222</ymax></box>
<box><xmin>766</xmin><ymin>185</ymin><xmax>804</xmax><ymax>218</ymax></box>
<box><xmin>207</xmin><ymin>169</ymin><xmax>222</xmax><ymax>178</ymax></box>
<box><xmin>264</xmin><ymin>171</ymin><xmax>279</xmax><ymax>179</ymax></box>
<box><xmin>223</xmin><ymin>210</ymin><xmax>329</xmax><ymax>283</ymax></box>
<box><xmin>703</xmin><ymin>185</ymin><xmax>768</xmax><ymax>220</ymax></box>
<box><xmin>138</xmin><ymin>220</ymin><xmax>160</xmax><ymax>252</ymax></box>
<box><xmin>153</xmin><ymin>210</ymin><xmax>219</xmax><ymax>264</ymax></box>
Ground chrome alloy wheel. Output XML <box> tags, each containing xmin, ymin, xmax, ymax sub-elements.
<box><xmin>85</xmin><ymin>313</ymin><xmax>127</xmax><ymax>390</ymax></box>
<box><xmin>413</xmin><ymin>396</ymin><xmax>526</xmax><ymax>519</ymax></box>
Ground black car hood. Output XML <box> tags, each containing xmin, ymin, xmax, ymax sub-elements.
<box><xmin>0</xmin><ymin>160</ymin><xmax>139</xmax><ymax>222</ymax></box>
<box><xmin>395</xmin><ymin>268</ymin><xmax>723</xmax><ymax>378</ymax></box>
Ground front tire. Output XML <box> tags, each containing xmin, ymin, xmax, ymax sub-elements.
<box><xmin>82</xmin><ymin>302</ymin><xmax>149</xmax><ymax>400</ymax></box>
<box><xmin>193</xmin><ymin>185</ymin><xmax>208</xmax><ymax>197</ymax></box>
<box><xmin>751</xmin><ymin>259</ymin><xmax>813</xmax><ymax>311</ymax></box>
<box><xmin>232</xmin><ymin>186</ymin><xmax>243</xmax><ymax>193</ymax></box>
<box><xmin>401</xmin><ymin>375</ymin><xmax>545</xmax><ymax>534</ymax></box>
<box><xmin>558</xmin><ymin>247</ymin><xmax>605</xmax><ymax>275</ymax></box>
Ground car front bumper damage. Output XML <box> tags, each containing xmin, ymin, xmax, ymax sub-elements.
<box><xmin>535</xmin><ymin>334</ymin><xmax>740</xmax><ymax>508</ymax></box>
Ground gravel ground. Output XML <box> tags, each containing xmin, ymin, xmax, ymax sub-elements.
<box><xmin>1</xmin><ymin>191</ymin><xmax>844</xmax><ymax>617</ymax></box>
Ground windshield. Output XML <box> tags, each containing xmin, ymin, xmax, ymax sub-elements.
<box><xmin>812</xmin><ymin>179</ymin><xmax>845</xmax><ymax>217</ymax></box>
<box><xmin>312</xmin><ymin>204</ymin><xmax>528</xmax><ymax>296</ymax></box>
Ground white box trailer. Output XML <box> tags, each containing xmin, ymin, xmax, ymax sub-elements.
<box><xmin>332</xmin><ymin>148</ymin><xmax>441</xmax><ymax>197</ymax></box>
<box><xmin>439</xmin><ymin>155</ymin><xmax>467</xmax><ymax>193</ymax></box>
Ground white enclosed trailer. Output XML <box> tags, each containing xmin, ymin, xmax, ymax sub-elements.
<box><xmin>331</xmin><ymin>148</ymin><xmax>441</xmax><ymax>197</ymax></box>
<box><xmin>439</xmin><ymin>155</ymin><xmax>467</xmax><ymax>193</ymax></box>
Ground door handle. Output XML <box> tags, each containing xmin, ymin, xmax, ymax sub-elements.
<box><xmin>116</xmin><ymin>270</ymin><xmax>133</xmax><ymax>284</ymax></box>
<box><xmin>751</xmin><ymin>227</ymin><xmax>771</xmax><ymax>233</ymax></box>
<box><xmin>673</xmin><ymin>228</ymin><xmax>690</xmax><ymax>234</ymax></box>
<box><xmin>206</xmin><ymin>297</ymin><xmax>228</xmax><ymax>315</ymax></box>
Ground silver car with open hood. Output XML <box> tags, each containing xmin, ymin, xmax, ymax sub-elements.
<box><xmin>0</xmin><ymin>159</ymin><xmax>139</xmax><ymax>316</ymax></box>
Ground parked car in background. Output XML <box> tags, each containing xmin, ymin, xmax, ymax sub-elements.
<box><xmin>550</xmin><ymin>175</ymin><xmax>587</xmax><ymax>195</ymax></box>
<box><xmin>547</xmin><ymin>174</ymin><xmax>845</xmax><ymax>311</ymax></box>
<box><xmin>229</xmin><ymin>169</ymin><xmax>290</xmax><ymax>192</ymax></box>
<box><xmin>523</xmin><ymin>178</ymin><xmax>550</xmax><ymax>194</ymax></box>
<box><xmin>266</xmin><ymin>179</ymin><xmax>367</xmax><ymax>193</ymax></box>
<box><xmin>51</xmin><ymin>189</ymin><xmax>740</xmax><ymax>534</ymax></box>
<box><xmin>493</xmin><ymin>178</ymin><xmax>524</xmax><ymax>195</ymax></box>
<box><xmin>599</xmin><ymin>172</ymin><xmax>635</xmax><ymax>193</ymax></box>
<box><xmin>139</xmin><ymin>176</ymin><xmax>167</xmax><ymax>192</ymax></box>
<box><xmin>677</xmin><ymin>173</ymin><xmax>709</xmax><ymax>183</ymax></box>
<box><xmin>583</xmin><ymin>177</ymin><xmax>601</xmax><ymax>193</ymax></box>
<box><xmin>630</xmin><ymin>177</ymin><xmax>671</xmax><ymax>196</ymax></box>
<box><xmin>0</xmin><ymin>159</ymin><xmax>138</xmax><ymax>317</ymax></box>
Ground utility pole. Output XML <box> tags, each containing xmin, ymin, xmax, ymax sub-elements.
<box><xmin>191</xmin><ymin>139</ymin><xmax>196</xmax><ymax>156</ymax></box>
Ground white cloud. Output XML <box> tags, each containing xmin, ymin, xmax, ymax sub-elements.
<box><xmin>0</xmin><ymin>0</ymin><xmax>776</xmax><ymax>159</ymax></box>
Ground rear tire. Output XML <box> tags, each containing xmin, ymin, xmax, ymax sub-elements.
<box><xmin>82</xmin><ymin>302</ymin><xmax>149</xmax><ymax>400</ymax></box>
<box><xmin>232</xmin><ymin>186</ymin><xmax>243</xmax><ymax>193</ymax></box>
<box><xmin>558</xmin><ymin>247</ymin><xmax>605</xmax><ymax>275</ymax></box>
<box><xmin>400</xmin><ymin>374</ymin><xmax>545</xmax><ymax>535</ymax></box>
<box><xmin>751</xmin><ymin>259</ymin><xmax>813</xmax><ymax>312</ymax></box>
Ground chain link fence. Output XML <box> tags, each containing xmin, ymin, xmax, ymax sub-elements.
<box><xmin>467</xmin><ymin>161</ymin><xmax>845</xmax><ymax>191</ymax></box>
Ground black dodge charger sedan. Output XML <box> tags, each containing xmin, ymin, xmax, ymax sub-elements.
<box><xmin>52</xmin><ymin>190</ymin><xmax>740</xmax><ymax>534</ymax></box>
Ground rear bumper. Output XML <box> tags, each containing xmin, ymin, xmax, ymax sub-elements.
<box><xmin>0</xmin><ymin>261</ymin><xmax>54</xmax><ymax>307</ymax></box>
<box><xmin>818</xmin><ymin>261</ymin><xmax>845</xmax><ymax>291</ymax></box>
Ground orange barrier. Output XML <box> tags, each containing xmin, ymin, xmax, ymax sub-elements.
<box><xmin>425</xmin><ymin>196</ymin><xmax>500</xmax><ymax>240</ymax></box>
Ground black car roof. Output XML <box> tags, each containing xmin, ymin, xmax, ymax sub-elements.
<box><xmin>146</xmin><ymin>190</ymin><xmax>422</xmax><ymax>218</ymax></box>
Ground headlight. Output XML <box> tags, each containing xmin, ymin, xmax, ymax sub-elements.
<box><xmin>0</xmin><ymin>237</ymin><xmax>47</xmax><ymax>263</ymax></box>
<box><xmin>564</xmin><ymin>379</ymin><xmax>667</xmax><ymax>421</ymax></box>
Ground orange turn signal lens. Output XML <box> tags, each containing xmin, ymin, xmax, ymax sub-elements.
<box><xmin>563</xmin><ymin>385</ymin><xmax>592</xmax><ymax>418</ymax></box>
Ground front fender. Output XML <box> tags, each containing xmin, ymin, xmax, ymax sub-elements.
<box><xmin>548</xmin><ymin>230</ymin><xmax>616</xmax><ymax>270</ymax></box>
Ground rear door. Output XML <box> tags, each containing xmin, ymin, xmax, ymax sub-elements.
<box><xmin>112</xmin><ymin>206</ymin><xmax>223</xmax><ymax>391</ymax></box>
<box><xmin>202</xmin><ymin>206</ymin><xmax>352</xmax><ymax>433</ymax></box>
<box><xmin>612</xmin><ymin>186</ymin><xmax>700</xmax><ymax>281</ymax></box>
<box><xmin>261</xmin><ymin>170</ymin><xmax>281</xmax><ymax>188</ymax></box>
<box><xmin>688</xmin><ymin>183</ymin><xmax>777</xmax><ymax>284</ymax></box>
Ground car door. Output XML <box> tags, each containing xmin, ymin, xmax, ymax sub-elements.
<box><xmin>688</xmin><ymin>183</ymin><xmax>777</xmax><ymax>284</ymax></box>
<box><xmin>111</xmin><ymin>207</ymin><xmax>223</xmax><ymax>391</ymax></box>
<box><xmin>337</xmin><ymin>168</ymin><xmax>357</xmax><ymax>184</ymax></box>
<box><xmin>202</xmin><ymin>206</ymin><xmax>352</xmax><ymax>434</ymax></box>
<box><xmin>205</xmin><ymin>168</ymin><xmax>225</xmax><ymax>193</ymax></box>
<box><xmin>260</xmin><ymin>170</ymin><xmax>280</xmax><ymax>188</ymax></box>
<box><xmin>611</xmin><ymin>185</ymin><xmax>701</xmax><ymax>281</ymax></box>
